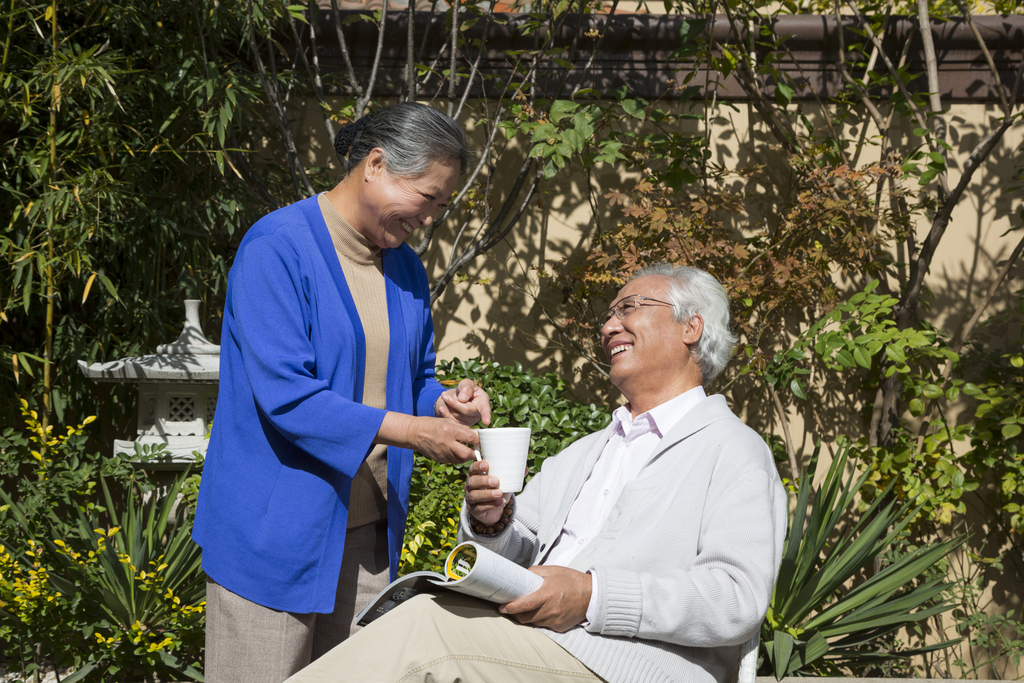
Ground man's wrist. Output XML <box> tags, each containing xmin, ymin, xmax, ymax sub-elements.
<box><xmin>470</xmin><ymin>497</ymin><xmax>514</xmax><ymax>536</ymax></box>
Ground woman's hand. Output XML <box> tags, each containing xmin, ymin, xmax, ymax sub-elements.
<box><xmin>375</xmin><ymin>412</ymin><xmax>479</xmax><ymax>464</ymax></box>
<box><xmin>464</xmin><ymin>460</ymin><xmax>510</xmax><ymax>525</ymax></box>
<box><xmin>435</xmin><ymin>379</ymin><xmax>491</xmax><ymax>427</ymax></box>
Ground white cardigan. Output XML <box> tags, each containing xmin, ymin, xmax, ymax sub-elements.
<box><xmin>460</xmin><ymin>395</ymin><xmax>788</xmax><ymax>683</ymax></box>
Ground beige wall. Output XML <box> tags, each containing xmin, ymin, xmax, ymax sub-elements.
<box><xmin>294</xmin><ymin>96</ymin><xmax>1023</xmax><ymax>396</ymax></box>
<box><xmin>425</xmin><ymin>100</ymin><xmax>1023</xmax><ymax>385</ymax></box>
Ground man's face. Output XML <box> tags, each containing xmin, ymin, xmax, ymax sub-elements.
<box><xmin>600</xmin><ymin>275</ymin><xmax>703</xmax><ymax>415</ymax></box>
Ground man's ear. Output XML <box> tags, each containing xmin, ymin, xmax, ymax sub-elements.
<box><xmin>682</xmin><ymin>314</ymin><xmax>703</xmax><ymax>345</ymax></box>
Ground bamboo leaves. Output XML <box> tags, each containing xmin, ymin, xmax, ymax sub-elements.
<box><xmin>2</xmin><ymin>0</ymin><xmax>261</xmax><ymax>427</ymax></box>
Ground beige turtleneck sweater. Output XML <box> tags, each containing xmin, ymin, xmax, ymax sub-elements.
<box><xmin>318</xmin><ymin>193</ymin><xmax>390</xmax><ymax>528</ymax></box>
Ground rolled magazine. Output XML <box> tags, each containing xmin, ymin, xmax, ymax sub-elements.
<box><xmin>355</xmin><ymin>542</ymin><xmax>543</xmax><ymax>626</ymax></box>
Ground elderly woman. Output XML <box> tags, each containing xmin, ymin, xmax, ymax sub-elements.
<box><xmin>192</xmin><ymin>103</ymin><xmax>489</xmax><ymax>683</ymax></box>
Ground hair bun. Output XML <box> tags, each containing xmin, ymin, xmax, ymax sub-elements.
<box><xmin>333</xmin><ymin>113</ymin><xmax>375</xmax><ymax>160</ymax></box>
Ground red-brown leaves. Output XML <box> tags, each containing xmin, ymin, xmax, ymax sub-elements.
<box><xmin>553</xmin><ymin>151</ymin><xmax>912</xmax><ymax>364</ymax></box>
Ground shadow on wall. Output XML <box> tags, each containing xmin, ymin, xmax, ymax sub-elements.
<box><xmin>285</xmin><ymin>95</ymin><xmax>1020</xmax><ymax>441</ymax></box>
<box><xmin>427</xmin><ymin>137</ymin><xmax>625</xmax><ymax>407</ymax></box>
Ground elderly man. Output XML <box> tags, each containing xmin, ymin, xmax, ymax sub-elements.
<box><xmin>286</xmin><ymin>263</ymin><xmax>787</xmax><ymax>683</ymax></box>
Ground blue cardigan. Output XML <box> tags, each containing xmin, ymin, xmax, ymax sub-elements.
<box><xmin>192</xmin><ymin>195</ymin><xmax>446</xmax><ymax>614</ymax></box>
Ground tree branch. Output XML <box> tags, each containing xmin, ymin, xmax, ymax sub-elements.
<box><xmin>720</xmin><ymin>3</ymin><xmax>801</xmax><ymax>153</ymax></box>
<box><xmin>905</xmin><ymin>106</ymin><xmax>1022</xmax><ymax>322</ymax></box>
<box><xmin>415</xmin><ymin>0</ymin><xmax>443</xmax><ymax>70</ymax></box>
<box><xmin>844</xmin><ymin>0</ymin><xmax>929</xmax><ymax>135</ymax></box>
<box><xmin>480</xmin><ymin>164</ymin><xmax>542</xmax><ymax>253</ymax></box>
<box><xmin>915</xmin><ymin>0</ymin><xmax>945</xmax><ymax>141</ymax></box>
<box><xmin>288</xmin><ymin>9</ymin><xmax>335</xmax><ymax>143</ymax></box>
<box><xmin>916</xmin><ymin>231</ymin><xmax>1024</xmax><ymax>449</ymax></box>
<box><xmin>571</xmin><ymin>0</ymin><xmax>621</xmax><ymax>97</ymax></box>
<box><xmin>227</xmin><ymin>129</ymin><xmax>282</xmax><ymax>212</ymax></box>
<box><xmin>454</xmin><ymin>0</ymin><xmax>499</xmax><ymax>120</ymax></box>
<box><xmin>949</xmin><ymin>232</ymin><xmax>1024</xmax><ymax>364</ymax></box>
<box><xmin>446</xmin><ymin>0</ymin><xmax>459</xmax><ymax>116</ymax></box>
<box><xmin>417</xmin><ymin>33</ymin><xmax>452</xmax><ymax>96</ymax></box>
<box><xmin>914</xmin><ymin>0</ymin><xmax>950</xmax><ymax>197</ymax></box>
<box><xmin>430</xmin><ymin>158</ymin><xmax>539</xmax><ymax>303</ymax></box>
<box><xmin>553</xmin><ymin>0</ymin><xmax>590</xmax><ymax>99</ymax></box>
<box><xmin>949</xmin><ymin>0</ymin><xmax>1010</xmax><ymax>115</ymax></box>
<box><xmin>832</xmin><ymin>5</ymin><xmax>886</xmax><ymax>132</ymax></box>
<box><xmin>246</xmin><ymin>0</ymin><xmax>314</xmax><ymax>198</ymax></box>
<box><xmin>859</xmin><ymin>2</ymin><xmax>893</xmax><ymax>89</ymax></box>
<box><xmin>357</xmin><ymin>0</ymin><xmax>390</xmax><ymax>115</ymax></box>
<box><xmin>406</xmin><ymin>0</ymin><xmax>415</xmax><ymax>101</ymax></box>
<box><xmin>769</xmin><ymin>383</ymin><xmax>801</xmax><ymax>481</ymax></box>
<box><xmin>879</xmin><ymin>47</ymin><xmax>1022</xmax><ymax>446</ymax></box>
<box><xmin>328</xmin><ymin>0</ymin><xmax>364</xmax><ymax>99</ymax></box>
<box><xmin>773</xmin><ymin>15</ymin><xmax>847</xmax><ymax>164</ymax></box>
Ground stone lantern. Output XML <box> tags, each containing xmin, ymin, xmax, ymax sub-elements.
<box><xmin>78</xmin><ymin>300</ymin><xmax>219</xmax><ymax>468</ymax></box>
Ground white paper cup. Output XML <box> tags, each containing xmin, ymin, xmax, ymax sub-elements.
<box><xmin>476</xmin><ymin>427</ymin><xmax>531</xmax><ymax>493</ymax></box>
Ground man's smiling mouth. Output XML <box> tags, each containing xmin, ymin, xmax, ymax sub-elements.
<box><xmin>610</xmin><ymin>344</ymin><xmax>632</xmax><ymax>357</ymax></box>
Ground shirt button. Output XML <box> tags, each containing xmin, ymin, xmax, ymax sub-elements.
<box><xmin>603</xmin><ymin>489</ymin><xmax>610</xmax><ymax>496</ymax></box>
<box><xmin>578</xmin><ymin>539</ymin><xmax>585</xmax><ymax>545</ymax></box>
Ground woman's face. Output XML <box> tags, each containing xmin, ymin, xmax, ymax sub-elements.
<box><xmin>358</xmin><ymin>149</ymin><xmax>460</xmax><ymax>250</ymax></box>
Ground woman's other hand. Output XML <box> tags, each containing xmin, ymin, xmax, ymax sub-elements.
<box><xmin>435</xmin><ymin>378</ymin><xmax>491</xmax><ymax>427</ymax></box>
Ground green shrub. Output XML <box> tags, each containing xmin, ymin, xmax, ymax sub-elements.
<box><xmin>50</xmin><ymin>474</ymin><xmax>206</xmax><ymax>682</ymax></box>
<box><xmin>401</xmin><ymin>359</ymin><xmax>612</xmax><ymax>574</ymax></box>
<box><xmin>0</xmin><ymin>402</ymin><xmax>114</xmax><ymax>681</ymax></box>
<box><xmin>0</xmin><ymin>402</ymin><xmax>205</xmax><ymax>682</ymax></box>
<box><xmin>763</xmin><ymin>439</ymin><xmax>963</xmax><ymax>678</ymax></box>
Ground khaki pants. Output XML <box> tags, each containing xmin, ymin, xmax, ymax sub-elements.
<box><xmin>205</xmin><ymin>520</ymin><xmax>390</xmax><ymax>683</ymax></box>
<box><xmin>284</xmin><ymin>592</ymin><xmax>606</xmax><ymax>683</ymax></box>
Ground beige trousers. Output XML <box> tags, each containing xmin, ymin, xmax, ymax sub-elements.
<box><xmin>284</xmin><ymin>592</ymin><xmax>606</xmax><ymax>683</ymax></box>
<box><xmin>205</xmin><ymin>520</ymin><xmax>390</xmax><ymax>683</ymax></box>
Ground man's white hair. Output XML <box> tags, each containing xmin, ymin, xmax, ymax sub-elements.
<box><xmin>629</xmin><ymin>263</ymin><xmax>737</xmax><ymax>383</ymax></box>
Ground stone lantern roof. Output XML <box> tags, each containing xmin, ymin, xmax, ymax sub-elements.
<box><xmin>78</xmin><ymin>300</ymin><xmax>219</xmax><ymax>383</ymax></box>
<box><xmin>78</xmin><ymin>300</ymin><xmax>220</xmax><ymax>468</ymax></box>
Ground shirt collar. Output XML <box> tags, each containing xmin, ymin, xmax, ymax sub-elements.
<box><xmin>611</xmin><ymin>385</ymin><xmax>708</xmax><ymax>441</ymax></box>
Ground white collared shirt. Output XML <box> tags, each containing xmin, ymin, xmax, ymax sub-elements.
<box><xmin>542</xmin><ymin>385</ymin><xmax>707</xmax><ymax>623</ymax></box>
<box><xmin>545</xmin><ymin>385</ymin><xmax>707</xmax><ymax>569</ymax></box>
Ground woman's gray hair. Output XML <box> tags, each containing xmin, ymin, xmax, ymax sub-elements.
<box><xmin>630</xmin><ymin>262</ymin><xmax>737</xmax><ymax>383</ymax></box>
<box><xmin>333</xmin><ymin>103</ymin><xmax>470</xmax><ymax>178</ymax></box>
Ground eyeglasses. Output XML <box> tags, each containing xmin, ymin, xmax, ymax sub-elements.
<box><xmin>600</xmin><ymin>295</ymin><xmax>672</xmax><ymax>323</ymax></box>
